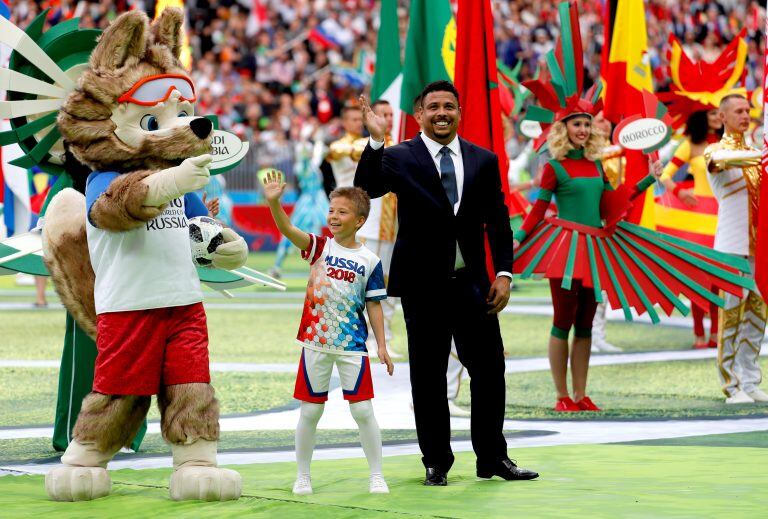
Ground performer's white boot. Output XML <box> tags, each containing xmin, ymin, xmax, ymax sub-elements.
<box><xmin>169</xmin><ymin>439</ymin><xmax>241</xmax><ymax>501</ymax></box>
<box><xmin>45</xmin><ymin>440</ymin><xmax>114</xmax><ymax>501</ymax></box>
<box><xmin>591</xmin><ymin>301</ymin><xmax>622</xmax><ymax>352</ymax></box>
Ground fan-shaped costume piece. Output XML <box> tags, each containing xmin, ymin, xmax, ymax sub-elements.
<box><xmin>520</xmin><ymin>2</ymin><xmax>602</xmax><ymax>153</ymax></box>
<box><xmin>513</xmin><ymin>2</ymin><xmax>754</xmax><ymax>324</ymax></box>
<box><xmin>658</xmin><ymin>31</ymin><xmax>747</xmax><ymax>130</ymax></box>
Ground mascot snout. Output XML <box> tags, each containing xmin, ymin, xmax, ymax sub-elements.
<box><xmin>190</xmin><ymin>117</ymin><xmax>213</xmax><ymax>139</ymax></box>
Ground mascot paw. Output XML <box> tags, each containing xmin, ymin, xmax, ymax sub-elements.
<box><xmin>169</xmin><ymin>466</ymin><xmax>242</xmax><ymax>501</ymax></box>
<box><xmin>211</xmin><ymin>228</ymin><xmax>248</xmax><ymax>270</ymax></box>
<box><xmin>45</xmin><ymin>466</ymin><xmax>111</xmax><ymax>501</ymax></box>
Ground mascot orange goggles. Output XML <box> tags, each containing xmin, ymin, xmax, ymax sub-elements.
<box><xmin>118</xmin><ymin>74</ymin><xmax>197</xmax><ymax>106</ymax></box>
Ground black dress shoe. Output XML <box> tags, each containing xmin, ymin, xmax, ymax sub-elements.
<box><xmin>477</xmin><ymin>458</ymin><xmax>539</xmax><ymax>481</ymax></box>
<box><xmin>424</xmin><ymin>467</ymin><xmax>448</xmax><ymax>486</ymax></box>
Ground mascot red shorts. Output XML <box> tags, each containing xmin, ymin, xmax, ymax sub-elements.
<box><xmin>93</xmin><ymin>302</ymin><xmax>210</xmax><ymax>395</ymax></box>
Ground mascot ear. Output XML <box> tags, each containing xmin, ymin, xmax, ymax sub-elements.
<box><xmin>150</xmin><ymin>7</ymin><xmax>184</xmax><ymax>60</ymax></box>
<box><xmin>90</xmin><ymin>11</ymin><xmax>149</xmax><ymax>72</ymax></box>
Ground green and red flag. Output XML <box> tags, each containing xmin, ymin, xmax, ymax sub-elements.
<box><xmin>370</xmin><ymin>0</ymin><xmax>403</xmax><ymax>142</ymax></box>
<box><xmin>399</xmin><ymin>0</ymin><xmax>454</xmax><ymax>140</ymax></box>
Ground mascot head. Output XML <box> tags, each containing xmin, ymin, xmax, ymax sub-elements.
<box><xmin>58</xmin><ymin>8</ymin><xmax>212</xmax><ymax>172</ymax></box>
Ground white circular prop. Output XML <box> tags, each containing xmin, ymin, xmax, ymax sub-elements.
<box><xmin>519</xmin><ymin>119</ymin><xmax>543</xmax><ymax>139</ymax></box>
<box><xmin>615</xmin><ymin>118</ymin><xmax>669</xmax><ymax>151</ymax></box>
<box><xmin>209</xmin><ymin>129</ymin><xmax>250</xmax><ymax>174</ymax></box>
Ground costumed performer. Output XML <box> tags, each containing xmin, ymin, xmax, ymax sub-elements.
<box><xmin>704</xmin><ymin>93</ymin><xmax>768</xmax><ymax>404</ymax></box>
<box><xmin>320</xmin><ymin>105</ymin><xmax>364</xmax><ymax>194</ymax></box>
<box><xmin>37</xmin><ymin>10</ymin><xmax>249</xmax><ymax>501</ymax></box>
<box><xmin>514</xmin><ymin>1</ymin><xmax>755</xmax><ymax>413</ymax></box>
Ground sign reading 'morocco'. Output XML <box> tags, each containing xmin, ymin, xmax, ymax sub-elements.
<box><xmin>519</xmin><ymin>119</ymin><xmax>543</xmax><ymax>139</ymax></box>
<box><xmin>614</xmin><ymin>117</ymin><xmax>670</xmax><ymax>152</ymax></box>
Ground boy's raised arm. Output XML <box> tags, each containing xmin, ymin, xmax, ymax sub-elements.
<box><xmin>263</xmin><ymin>170</ymin><xmax>312</xmax><ymax>251</ymax></box>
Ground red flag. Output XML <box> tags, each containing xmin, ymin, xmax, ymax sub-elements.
<box><xmin>757</xmin><ymin>10</ymin><xmax>768</xmax><ymax>299</ymax></box>
<box><xmin>455</xmin><ymin>0</ymin><xmax>512</xmax><ymax>279</ymax></box>
<box><xmin>455</xmin><ymin>0</ymin><xmax>510</xmax><ymax>200</ymax></box>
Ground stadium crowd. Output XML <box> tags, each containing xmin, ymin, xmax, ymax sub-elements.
<box><xmin>5</xmin><ymin>0</ymin><xmax>766</xmax><ymax>190</ymax></box>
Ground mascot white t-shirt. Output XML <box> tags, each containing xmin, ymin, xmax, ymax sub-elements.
<box><xmin>85</xmin><ymin>171</ymin><xmax>208</xmax><ymax>314</ymax></box>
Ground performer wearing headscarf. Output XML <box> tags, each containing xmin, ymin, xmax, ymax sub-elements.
<box><xmin>514</xmin><ymin>2</ymin><xmax>755</xmax><ymax>413</ymax></box>
<box><xmin>657</xmin><ymin>32</ymin><xmax>747</xmax><ymax>349</ymax></box>
<box><xmin>321</xmin><ymin>105</ymin><xmax>364</xmax><ymax>194</ymax></box>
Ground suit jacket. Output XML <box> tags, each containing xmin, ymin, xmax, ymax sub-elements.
<box><xmin>354</xmin><ymin>135</ymin><xmax>513</xmax><ymax>297</ymax></box>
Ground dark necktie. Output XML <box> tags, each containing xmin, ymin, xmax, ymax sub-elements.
<box><xmin>439</xmin><ymin>146</ymin><xmax>458</xmax><ymax>207</ymax></box>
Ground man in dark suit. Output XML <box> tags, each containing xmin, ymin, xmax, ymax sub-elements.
<box><xmin>355</xmin><ymin>81</ymin><xmax>538</xmax><ymax>485</ymax></box>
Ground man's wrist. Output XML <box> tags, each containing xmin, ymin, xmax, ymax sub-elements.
<box><xmin>368</xmin><ymin>136</ymin><xmax>385</xmax><ymax>150</ymax></box>
<box><xmin>496</xmin><ymin>271</ymin><xmax>513</xmax><ymax>281</ymax></box>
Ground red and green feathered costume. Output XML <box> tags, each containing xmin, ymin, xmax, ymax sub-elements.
<box><xmin>513</xmin><ymin>1</ymin><xmax>754</xmax><ymax>339</ymax></box>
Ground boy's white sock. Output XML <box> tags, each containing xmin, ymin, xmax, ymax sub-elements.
<box><xmin>296</xmin><ymin>402</ymin><xmax>324</xmax><ymax>475</ymax></box>
<box><xmin>349</xmin><ymin>400</ymin><xmax>382</xmax><ymax>474</ymax></box>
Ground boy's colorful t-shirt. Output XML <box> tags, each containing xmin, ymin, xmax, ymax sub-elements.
<box><xmin>297</xmin><ymin>234</ymin><xmax>386</xmax><ymax>355</ymax></box>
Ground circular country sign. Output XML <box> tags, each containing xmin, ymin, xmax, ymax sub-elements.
<box><xmin>209</xmin><ymin>129</ymin><xmax>250</xmax><ymax>175</ymax></box>
<box><xmin>613</xmin><ymin>115</ymin><xmax>672</xmax><ymax>154</ymax></box>
<box><xmin>519</xmin><ymin>119</ymin><xmax>543</xmax><ymax>139</ymax></box>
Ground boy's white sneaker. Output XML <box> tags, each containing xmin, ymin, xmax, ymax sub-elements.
<box><xmin>369</xmin><ymin>474</ymin><xmax>389</xmax><ymax>494</ymax></box>
<box><xmin>293</xmin><ymin>474</ymin><xmax>313</xmax><ymax>495</ymax></box>
<box><xmin>747</xmin><ymin>388</ymin><xmax>768</xmax><ymax>402</ymax></box>
<box><xmin>725</xmin><ymin>390</ymin><xmax>754</xmax><ymax>404</ymax></box>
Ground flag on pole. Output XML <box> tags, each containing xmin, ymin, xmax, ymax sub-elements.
<box><xmin>757</xmin><ymin>2</ymin><xmax>768</xmax><ymax>299</ymax></box>
<box><xmin>454</xmin><ymin>0</ymin><xmax>514</xmax><ymax>278</ymax></box>
<box><xmin>371</xmin><ymin>0</ymin><xmax>403</xmax><ymax>143</ymax></box>
<box><xmin>454</xmin><ymin>0</ymin><xmax>510</xmax><ymax>199</ymax></box>
<box><xmin>399</xmin><ymin>0</ymin><xmax>454</xmax><ymax>140</ymax></box>
<box><xmin>601</xmin><ymin>0</ymin><xmax>655</xmax><ymax>228</ymax></box>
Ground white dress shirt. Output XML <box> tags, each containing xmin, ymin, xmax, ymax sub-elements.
<box><xmin>368</xmin><ymin>135</ymin><xmax>511</xmax><ymax>280</ymax></box>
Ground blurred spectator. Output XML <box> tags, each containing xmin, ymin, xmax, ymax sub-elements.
<box><xmin>6</xmin><ymin>0</ymin><xmax>765</xmax><ymax>195</ymax></box>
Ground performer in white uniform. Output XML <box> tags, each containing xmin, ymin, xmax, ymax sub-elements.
<box><xmin>355</xmin><ymin>100</ymin><xmax>401</xmax><ymax>359</ymax></box>
<box><xmin>705</xmin><ymin>94</ymin><xmax>768</xmax><ymax>404</ymax></box>
<box><xmin>322</xmin><ymin>105</ymin><xmax>364</xmax><ymax>193</ymax></box>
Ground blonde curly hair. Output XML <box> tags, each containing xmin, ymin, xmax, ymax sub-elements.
<box><xmin>546</xmin><ymin>119</ymin><xmax>607</xmax><ymax>161</ymax></box>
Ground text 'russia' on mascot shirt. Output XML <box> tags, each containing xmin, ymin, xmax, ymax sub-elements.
<box><xmin>297</xmin><ymin>233</ymin><xmax>386</xmax><ymax>355</ymax></box>
<box><xmin>85</xmin><ymin>172</ymin><xmax>209</xmax><ymax>314</ymax></box>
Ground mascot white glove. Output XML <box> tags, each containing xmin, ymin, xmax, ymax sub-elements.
<box><xmin>143</xmin><ymin>154</ymin><xmax>212</xmax><ymax>206</ymax></box>
<box><xmin>212</xmin><ymin>228</ymin><xmax>248</xmax><ymax>270</ymax></box>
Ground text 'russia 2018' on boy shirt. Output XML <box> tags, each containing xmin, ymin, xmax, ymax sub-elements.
<box><xmin>296</xmin><ymin>233</ymin><xmax>386</xmax><ymax>355</ymax></box>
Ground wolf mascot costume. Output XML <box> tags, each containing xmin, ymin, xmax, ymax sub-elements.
<box><xmin>35</xmin><ymin>9</ymin><xmax>247</xmax><ymax>501</ymax></box>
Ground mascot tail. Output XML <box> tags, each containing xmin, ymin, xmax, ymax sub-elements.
<box><xmin>42</xmin><ymin>188</ymin><xmax>97</xmax><ymax>339</ymax></box>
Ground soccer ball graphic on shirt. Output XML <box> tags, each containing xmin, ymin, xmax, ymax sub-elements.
<box><xmin>188</xmin><ymin>216</ymin><xmax>224</xmax><ymax>266</ymax></box>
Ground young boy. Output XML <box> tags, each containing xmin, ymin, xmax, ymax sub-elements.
<box><xmin>263</xmin><ymin>170</ymin><xmax>394</xmax><ymax>495</ymax></box>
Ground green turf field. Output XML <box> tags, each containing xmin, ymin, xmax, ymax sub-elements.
<box><xmin>459</xmin><ymin>359</ymin><xmax>768</xmax><ymax>420</ymax></box>
<box><xmin>1</xmin><ymin>441</ymin><xmax>765</xmax><ymax>518</ymax></box>
<box><xmin>0</xmin><ymin>307</ymin><xmax>696</xmax><ymax>363</ymax></box>
<box><xmin>2</xmin><ymin>252</ymin><xmax>766</xmax><ymax>516</ymax></box>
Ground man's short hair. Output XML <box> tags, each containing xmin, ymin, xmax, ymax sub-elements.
<box><xmin>341</xmin><ymin>105</ymin><xmax>362</xmax><ymax>117</ymax></box>
<box><xmin>720</xmin><ymin>93</ymin><xmax>747</xmax><ymax>110</ymax></box>
<box><xmin>329</xmin><ymin>186</ymin><xmax>370</xmax><ymax>219</ymax></box>
<box><xmin>412</xmin><ymin>94</ymin><xmax>422</xmax><ymax>112</ymax></box>
<box><xmin>371</xmin><ymin>99</ymin><xmax>390</xmax><ymax>110</ymax></box>
<box><xmin>419</xmin><ymin>80</ymin><xmax>460</xmax><ymax>106</ymax></box>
